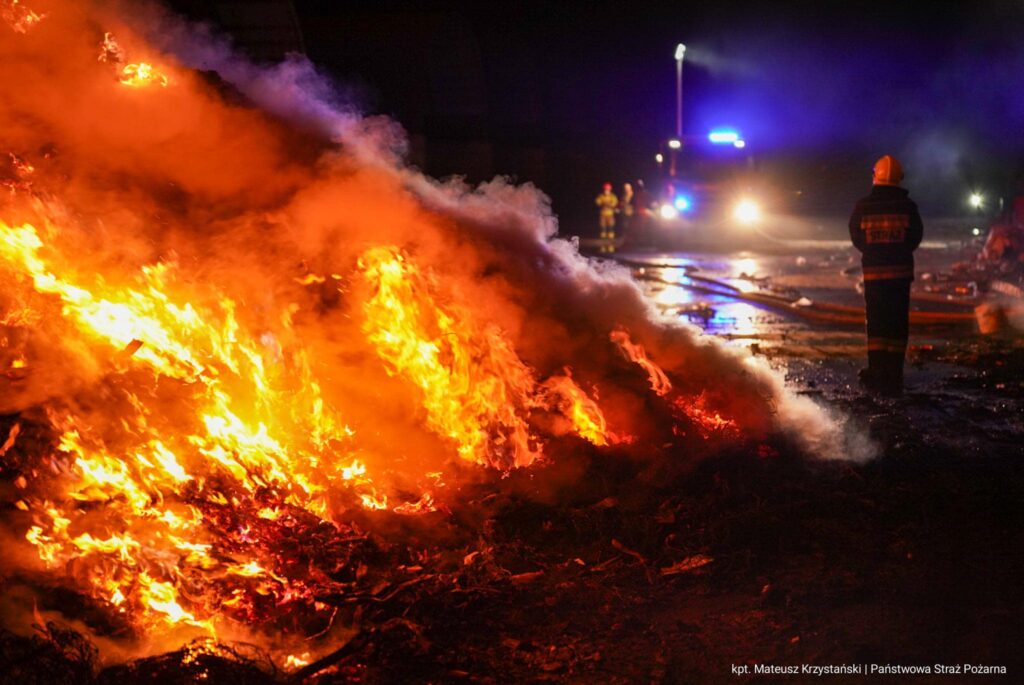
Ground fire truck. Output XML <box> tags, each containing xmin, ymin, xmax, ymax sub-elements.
<box><xmin>633</xmin><ymin>129</ymin><xmax>775</xmax><ymax>250</ymax></box>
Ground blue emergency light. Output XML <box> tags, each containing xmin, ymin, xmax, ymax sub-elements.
<box><xmin>673</xmin><ymin>195</ymin><xmax>692</xmax><ymax>212</ymax></box>
<box><xmin>708</xmin><ymin>129</ymin><xmax>740</xmax><ymax>144</ymax></box>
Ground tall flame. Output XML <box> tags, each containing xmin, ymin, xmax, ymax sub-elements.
<box><xmin>0</xmin><ymin>221</ymin><xmax>379</xmax><ymax>634</ymax></box>
<box><xmin>361</xmin><ymin>246</ymin><xmax>613</xmax><ymax>468</ymax></box>
<box><xmin>0</xmin><ymin>223</ymin><xmax>615</xmax><ymax>637</ymax></box>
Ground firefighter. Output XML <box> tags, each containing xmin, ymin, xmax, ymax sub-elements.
<box><xmin>620</xmin><ymin>182</ymin><xmax>635</xmax><ymax>235</ymax></box>
<box><xmin>630</xmin><ymin>179</ymin><xmax>652</xmax><ymax>248</ymax></box>
<box><xmin>849</xmin><ymin>155</ymin><xmax>923</xmax><ymax>397</ymax></box>
<box><xmin>595</xmin><ymin>182</ymin><xmax>618</xmax><ymax>253</ymax></box>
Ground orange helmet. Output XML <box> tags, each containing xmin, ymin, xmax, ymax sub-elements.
<box><xmin>872</xmin><ymin>155</ymin><xmax>904</xmax><ymax>186</ymax></box>
<box><xmin>603</xmin><ymin>182</ymin><xmax>612</xmax><ymax>191</ymax></box>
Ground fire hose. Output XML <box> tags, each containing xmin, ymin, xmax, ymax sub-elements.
<box><xmin>614</xmin><ymin>257</ymin><xmax>977</xmax><ymax>327</ymax></box>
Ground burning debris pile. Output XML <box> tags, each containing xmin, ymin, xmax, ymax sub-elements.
<box><xmin>0</xmin><ymin>0</ymin><xmax>866</xmax><ymax>677</ymax></box>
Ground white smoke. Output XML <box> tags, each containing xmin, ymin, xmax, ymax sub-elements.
<box><xmin>130</xmin><ymin>2</ymin><xmax>874</xmax><ymax>463</ymax></box>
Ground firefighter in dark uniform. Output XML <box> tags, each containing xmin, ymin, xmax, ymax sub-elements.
<box><xmin>849</xmin><ymin>155</ymin><xmax>923</xmax><ymax>396</ymax></box>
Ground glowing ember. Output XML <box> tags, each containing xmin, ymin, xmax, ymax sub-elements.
<box><xmin>119</xmin><ymin>62</ymin><xmax>169</xmax><ymax>89</ymax></box>
<box><xmin>2</xmin><ymin>153</ymin><xmax>35</xmax><ymax>195</ymax></box>
<box><xmin>98</xmin><ymin>31</ymin><xmax>169</xmax><ymax>88</ymax></box>
<box><xmin>98</xmin><ymin>31</ymin><xmax>125</xmax><ymax>64</ymax></box>
<box><xmin>0</xmin><ymin>422</ymin><xmax>19</xmax><ymax>456</ymax></box>
<box><xmin>1</xmin><ymin>0</ymin><xmax>45</xmax><ymax>33</ymax></box>
<box><xmin>285</xmin><ymin>652</ymin><xmax>311</xmax><ymax>670</ymax></box>
<box><xmin>673</xmin><ymin>394</ymin><xmax>739</xmax><ymax>439</ymax></box>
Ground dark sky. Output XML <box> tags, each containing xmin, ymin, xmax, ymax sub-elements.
<box><xmin>295</xmin><ymin>2</ymin><xmax>1023</xmax><ymax>142</ymax></box>
<box><xmin>178</xmin><ymin>1</ymin><xmax>1024</xmax><ymax>219</ymax></box>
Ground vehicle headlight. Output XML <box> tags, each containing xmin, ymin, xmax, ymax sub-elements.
<box><xmin>659</xmin><ymin>204</ymin><xmax>679</xmax><ymax>220</ymax></box>
<box><xmin>733</xmin><ymin>199</ymin><xmax>761</xmax><ymax>225</ymax></box>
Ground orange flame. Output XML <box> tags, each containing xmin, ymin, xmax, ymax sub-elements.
<box><xmin>0</xmin><ymin>221</ymin><xmax>374</xmax><ymax>634</ymax></box>
<box><xmin>97</xmin><ymin>32</ymin><xmax>169</xmax><ymax>88</ymax></box>
<box><xmin>119</xmin><ymin>62</ymin><xmax>169</xmax><ymax>89</ymax></box>
<box><xmin>672</xmin><ymin>394</ymin><xmax>739</xmax><ymax>439</ymax></box>
<box><xmin>611</xmin><ymin>329</ymin><xmax>737</xmax><ymax>438</ymax></box>
<box><xmin>610</xmin><ymin>329</ymin><xmax>672</xmax><ymax>396</ymax></box>
<box><xmin>360</xmin><ymin>246</ymin><xmax>612</xmax><ymax>466</ymax></box>
<box><xmin>0</xmin><ymin>226</ymin><xmax>616</xmax><ymax>637</ymax></box>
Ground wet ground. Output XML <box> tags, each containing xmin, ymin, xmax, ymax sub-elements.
<box><xmin>604</xmin><ymin>223</ymin><xmax>1023</xmax><ymax>460</ymax></box>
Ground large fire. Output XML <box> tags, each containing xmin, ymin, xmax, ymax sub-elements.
<box><xmin>0</xmin><ymin>220</ymin><xmax>622</xmax><ymax>637</ymax></box>
<box><xmin>0</xmin><ymin>0</ymin><xmax>844</xmax><ymax>667</ymax></box>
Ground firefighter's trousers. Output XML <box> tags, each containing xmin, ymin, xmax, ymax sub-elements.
<box><xmin>599</xmin><ymin>213</ymin><xmax>616</xmax><ymax>252</ymax></box>
<box><xmin>599</xmin><ymin>213</ymin><xmax>615</xmax><ymax>233</ymax></box>
<box><xmin>863</xmin><ymin>278</ymin><xmax>911</xmax><ymax>386</ymax></box>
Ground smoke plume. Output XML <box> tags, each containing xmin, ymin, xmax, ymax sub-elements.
<box><xmin>0</xmin><ymin>0</ymin><xmax>873</xmax><ymax>661</ymax></box>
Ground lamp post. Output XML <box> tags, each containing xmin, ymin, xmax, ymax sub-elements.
<box><xmin>674</xmin><ymin>43</ymin><xmax>686</xmax><ymax>140</ymax></box>
<box><xmin>671</xmin><ymin>43</ymin><xmax>685</xmax><ymax>177</ymax></box>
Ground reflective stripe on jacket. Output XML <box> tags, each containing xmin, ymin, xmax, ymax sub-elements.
<box><xmin>848</xmin><ymin>185</ymin><xmax>923</xmax><ymax>280</ymax></box>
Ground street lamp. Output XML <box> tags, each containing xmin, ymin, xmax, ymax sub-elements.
<box><xmin>669</xmin><ymin>44</ymin><xmax>686</xmax><ymax>177</ymax></box>
<box><xmin>674</xmin><ymin>43</ymin><xmax>686</xmax><ymax>140</ymax></box>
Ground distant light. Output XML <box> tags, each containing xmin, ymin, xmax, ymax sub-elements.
<box><xmin>659</xmin><ymin>204</ymin><xmax>679</xmax><ymax>220</ymax></box>
<box><xmin>668</xmin><ymin>139</ymin><xmax>682</xmax><ymax>150</ymax></box>
<box><xmin>733</xmin><ymin>139</ymin><xmax>746</xmax><ymax>149</ymax></box>
<box><xmin>709</xmin><ymin>129</ymin><xmax>740</xmax><ymax>144</ymax></box>
<box><xmin>673</xmin><ymin>195</ymin><xmax>691</xmax><ymax>211</ymax></box>
<box><xmin>655</xmin><ymin>153</ymin><xmax>664</xmax><ymax>164</ymax></box>
<box><xmin>733</xmin><ymin>199</ymin><xmax>761</xmax><ymax>225</ymax></box>
<box><xmin>968</xmin><ymin>192</ymin><xmax>984</xmax><ymax>209</ymax></box>
<box><xmin>675</xmin><ymin>43</ymin><xmax>686</xmax><ymax>61</ymax></box>
<box><xmin>972</xmin><ymin>227</ymin><xmax>981</xmax><ymax>236</ymax></box>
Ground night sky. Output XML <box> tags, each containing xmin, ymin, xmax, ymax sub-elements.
<box><xmin>177</xmin><ymin>1</ymin><xmax>1024</xmax><ymax>225</ymax></box>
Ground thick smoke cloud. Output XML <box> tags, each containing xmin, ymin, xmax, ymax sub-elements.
<box><xmin>0</xmin><ymin>0</ymin><xmax>872</xmax><ymax>469</ymax></box>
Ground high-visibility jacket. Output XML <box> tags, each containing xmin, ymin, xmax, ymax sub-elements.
<box><xmin>595</xmin><ymin>191</ymin><xmax>618</xmax><ymax>216</ymax></box>
<box><xmin>848</xmin><ymin>185</ymin><xmax>923</xmax><ymax>281</ymax></box>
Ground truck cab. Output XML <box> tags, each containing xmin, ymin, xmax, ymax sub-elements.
<box><xmin>637</xmin><ymin>131</ymin><xmax>775</xmax><ymax>250</ymax></box>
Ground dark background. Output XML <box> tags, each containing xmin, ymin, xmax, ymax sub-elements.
<box><xmin>168</xmin><ymin>0</ymin><xmax>1024</xmax><ymax>232</ymax></box>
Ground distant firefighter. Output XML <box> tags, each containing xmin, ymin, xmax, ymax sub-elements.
<box><xmin>595</xmin><ymin>182</ymin><xmax>618</xmax><ymax>253</ymax></box>
<box><xmin>625</xmin><ymin>179</ymin><xmax>653</xmax><ymax>249</ymax></box>
<box><xmin>849</xmin><ymin>155</ymin><xmax>923</xmax><ymax>397</ymax></box>
<box><xmin>620</xmin><ymin>182</ymin><xmax>635</xmax><ymax>233</ymax></box>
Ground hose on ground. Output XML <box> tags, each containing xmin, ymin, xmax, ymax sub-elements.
<box><xmin>615</xmin><ymin>257</ymin><xmax>977</xmax><ymax>327</ymax></box>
